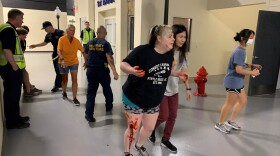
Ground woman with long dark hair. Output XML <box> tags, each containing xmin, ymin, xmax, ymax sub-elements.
<box><xmin>148</xmin><ymin>24</ymin><xmax>192</xmax><ymax>153</ymax></box>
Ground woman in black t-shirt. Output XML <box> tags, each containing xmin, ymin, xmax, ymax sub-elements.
<box><xmin>121</xmin><ymin>25</ymin><xmax>187</xmax><ymax>156</ymax></box>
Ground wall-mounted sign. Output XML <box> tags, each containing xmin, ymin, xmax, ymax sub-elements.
<box><xmin>97</xmin><ymin>0</ymin><xmax>115</xmax><ymax>7</ymax></box>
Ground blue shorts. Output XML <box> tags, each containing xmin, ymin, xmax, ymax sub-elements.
<box><xmin>59</xmin><ymin>64</ymin><xmax>78</xmax><ymax>74</ymax></box>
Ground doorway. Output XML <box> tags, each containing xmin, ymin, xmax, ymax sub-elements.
<box><xmin>105</xmin><ymin>17</ymin><xmax>116</xmax><ymax>62</ymax></box>
<box><xmin>248</xmin><ymin>10</ymin><xmax>280</xmax><ymax>96</ymax></box>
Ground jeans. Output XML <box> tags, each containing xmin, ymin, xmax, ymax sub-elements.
<box><xmin>85</xmin><ymin>66</ymin><xmax>113</xmax><ymax>117</ymax></box>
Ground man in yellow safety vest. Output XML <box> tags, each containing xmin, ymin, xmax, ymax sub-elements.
<box><xmin>0</xmin><ymin>9</ymin><xmax>30</xmax><ymax>129</ymax></box>
<box><xmin>80</xmin><ymin>21</ymin><xmax>96</xmax><ymax>49</ymax></box>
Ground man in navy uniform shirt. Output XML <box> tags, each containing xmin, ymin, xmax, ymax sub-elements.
<box><xmin>84</xmin><ymin>25</ymin><xmax>119</xmax><ymax>122</ymax></box>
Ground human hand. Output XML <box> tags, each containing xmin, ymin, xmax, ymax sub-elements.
<box><xmin>132</xmin><ymin>66</ymin><xmax>145</xmax><ymax>77</ymax></box>
<box><xmin>29</xmin><ymin>45</ymin><xmax>36</xmax><ymax>49</ymax></box>
<box><xmin>12</xmin><ymin>64</ymin><xmax>19</xmax><ymax>71</ymax></box>
<box><xmin>252</xmin><ymin>68</ymin><xmax>260</xmax><ymax>77</ymax></box>
<box><xmin>186</xmin><ymin>90</ymin><xmax>192</xmax><ymax>101</ymax></box>
<box><xmin>61</xmin><ymin>61</ymin><xmax>67</xmax><ymax>68</ymax></box>
<box><xmin>252</xmin><ymin>64</ymin><xmax>262</xmax><ymax>70</ymax></box>
<box><xmin>113</xmin><ymin>71</ymin><xmax>119</xmax><ymax>80</ymax></box>
<box><xmin>83</xmin><ymin>62</ymin><xmax>87</xmax><ymax>70</ymax></box>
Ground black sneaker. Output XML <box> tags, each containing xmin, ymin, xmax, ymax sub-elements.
<box><xmin>106</xmin><ymin>106</ymin><xmax>113</xmax><ymax>112</ymax></box>
<box><xmin>20</xmin><ymin>116</ymin><xmax>30</xmax><ymax>122</ymax></box>
<box><xmin>73</xmin><ymin>98</ymin><xmax>80</xmax><ymax>106</ymax></box>
<box><xmin>62</xmin><ymin>92</ymin><xmax>67</xmax><ymax>99</ymax></box>
<box><xmin>148</xmin><ymin>130</ymin><xmax>156</xmax><ymax>144</ymax></box>
<box><xmin>161</xmin><ymin>139</ymin><xmax>177</xmax><ymax>153</ymax></box>
<box><xmin>51</xmin><ymin>87</ymin><xmax>59</xmax><ymax>92</ymax></box>
<box><xmin>123</xmin><ymin>152</ymin><xmax>133</xmax><ymax>156</ymax></box>
<box><xmin>85</xmin><ymin>115</ymin><xmax>96</xmax><ymax>122</ymax></box>
<box><xmin>134</xmin><ymin>144</ymin><xmax>149</xmax><ymax>156</ymax></box>
<box><xmin>7</xmin><ymin>122</ymin><xmax>30</xmax><ymax>129</ymax></box>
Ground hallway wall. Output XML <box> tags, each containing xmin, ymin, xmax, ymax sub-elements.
<box><xmin>2</xmin><ymin>7</ymin><xmax>68</xmax><ymax>52</ymax></box>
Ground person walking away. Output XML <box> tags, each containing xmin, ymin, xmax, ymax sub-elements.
<box><xmin>84</xmin><ymin>25</ymin><xmax>119</xmax><ymax>122</ymax></box>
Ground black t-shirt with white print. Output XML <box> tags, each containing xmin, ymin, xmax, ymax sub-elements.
<box><xmin>122</xmin><ymin>44</ymin><xmax>174</xmax><ymax>109</ymax></box>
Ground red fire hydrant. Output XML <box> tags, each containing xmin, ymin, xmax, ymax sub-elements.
<box><xmin>193</xmin><ymin>66</ymin><xmax>208</xmax><ymax>97</ymax></box>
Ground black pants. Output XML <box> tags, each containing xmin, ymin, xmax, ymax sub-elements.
<box><xmin>85</xmin><ymin>67</ymin><xmax>113</xmax><ymax>116</ymax></box>
<box><xmin>52</xmin><ymin>52</ymin><xmax>62</xmax><ymax>88</ymax></box>
<box><xmin>0</xmin><ymin>64</ymin><xmax>23</xmax><ymax>125</ymax></box>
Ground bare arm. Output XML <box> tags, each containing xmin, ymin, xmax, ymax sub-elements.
<box><xmin>106</xmin><ymin>53</ymin><xmax>119</xmax><ymax>80</ymax></box>
<box><xmin>236</xmin><ymin>65</ymin><xmax>259</xmax><ymax>76</ymax></box>
<box><xmin>29</xmin><ymin>42</ymin><xmax>48</xmax><ymax>49</ymax></box>
<box><xmin>3</xmin><ymin>49</ymin><xmax>18</xmax><ymax>71</ymax></box>
<box><xmin>120</xmin><ymin>62</ymin><xmax>145</xmax><ymax>77</ymax></box>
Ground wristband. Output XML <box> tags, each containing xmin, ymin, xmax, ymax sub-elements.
<box><xmin>186</xmin><ymin>88</ymin><xmax>191</xmax><ymax>91</ymax></box>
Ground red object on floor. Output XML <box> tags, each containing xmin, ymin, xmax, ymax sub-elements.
<box><xmin>193</xmin><ymin>66</ymin><xmax>208</xmax><ymax>97</ymax></box>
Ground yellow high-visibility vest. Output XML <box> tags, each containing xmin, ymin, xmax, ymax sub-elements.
<box><xmin>82</xmin><ymin>28</ymin><xmax>94</xmax><ymax>44</ymax></box>
<box><xmin>0</xmin><ymin>23</ymin><xmax>25</xmax><ymax>69</ymax></box>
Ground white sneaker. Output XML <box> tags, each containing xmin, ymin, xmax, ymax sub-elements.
<box><xmin>215</xmin><ymin>123</ymin><xmax>230</xmax><ymax>134</ymax></box>
<box><xmin>225</xmin><ymin>120</ymin><xmax>241</xmax><ymax>130</ymax></box>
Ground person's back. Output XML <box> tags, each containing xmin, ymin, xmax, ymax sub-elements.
<box><xmin>85</xmin><ymin>25</ymin><xmax>118</xmax><ymax>122</ymax></box>
<box><xmin>87</xmin><ymin>38</ymin><xmax>112</xmax><ymax>67</ymax></box>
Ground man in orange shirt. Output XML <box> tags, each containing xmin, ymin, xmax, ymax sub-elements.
<box><xmin>57</xmin><ymin>24</ymin><xmax>87</xmax><ymax>105</ymax></box>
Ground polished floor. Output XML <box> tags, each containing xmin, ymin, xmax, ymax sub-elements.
<box><xmin>2</xmin><ymin>53</ymin><xmax>280</xmax><ymax>156</ymax></box>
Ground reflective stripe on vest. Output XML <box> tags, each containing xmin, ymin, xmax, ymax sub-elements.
<box><xmin>0</xmin><ymin>23</ymin><xmax>26</xmax><ymax>69</ymax></box>
<box><xmin>82</xmin><ymin>28</ymin><xmax>94</xmax><ymax>44</ymax></box>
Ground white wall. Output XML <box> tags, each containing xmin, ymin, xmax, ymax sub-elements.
<box><xmin>3</xmin><ymin>7</ymin><xmax>68</xmax><ymax>52</ymax></box>
<box><xmin>167</xmin><ymin>0</ymin><xmax>267</xmax><ymax>76</ymax></box>
<box><xmin>74</xmin><ymin>0</ymin><xmax>95</xmax><ymax>39</ymax></box>
<box><xmin>94</xmin><ymin>0</ymin><xmax>127</xmax><ymax>74</ymax></box>
<box><xmin>134</xmin><ymin>0</ymin><xmax>164</xmax><ymax>47</ymax></box>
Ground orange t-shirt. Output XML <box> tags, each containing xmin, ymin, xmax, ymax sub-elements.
<box><xmin>58</xmin><ymin>35</ymin><xmax>84</xmax><ymax>66</ymax></box>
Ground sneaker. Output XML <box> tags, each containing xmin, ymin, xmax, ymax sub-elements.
<box><xmin>215</xmin><ymin>123</ymin><xmax>230</xmax><ymax>134</ymax></box>
<box><xmin>32</xmin><ymin>87</ymin><xmax>42</xmax><ymax>94</ymax></box>
<box><xmin>148</xmin><ymin>130</ymin><xmax>156</xmax><ymax>144</ymax></box>
<box><xmin>134</xmin><ymin>144</ymin><xmax>149</xmax><ymax>156</ymax></box>
<box><xmin>161</xmin><ymin>139</ymin><xmax>177</xmax><ymax>153</ymax></box>
<box><xmin>20</xmin><ymin>116</ymin><xmax>30</xmax><ymax>123</ymax></box>
<box><xmin>85</xmin><ymin>115</ymin><xmax>96</xmax><ymax>122</ymax></box>
<box><xmin>62</xmin><ymin>92</ymin><xmax>67</xmax><ymax>99</ymax></box>
<box><xmin>106</xmin><ymin>106</ymin><xmax>113</xmax><ymax>112</ymax></box>
<box><xmin>51</xmin><ymin>87</ymin><xmax>59</xmax><ymax>92</ymax></box>
<box><xmin>24</xmin><ymin>90</ymin><xmax>40</xmax><ymax>97</ymax></box>
<box><xmin>123</xmin><ymin>152</ymin><xmax>133</xmax><ymax>156</ymax></box>
<box><xmin>7</xmin><ymin>122</ymin><xmax>30</xmax><ymax>129</ymax></box>
<box><xmin>73</xmin><ymin>98</ymin><xmax>80</xmax><ymax>106</ymax></box>
<box><xmin>225</xmin><ymin>120</ymin><xmax>241</xmax><ymax>130</ymax></box>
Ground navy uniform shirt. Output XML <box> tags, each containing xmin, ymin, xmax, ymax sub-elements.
<box><xmin>85</xmin><ymin>38</ymin><xmax>113</xmax><ymax>67</ymax></box>
<box><xmin>44</xmin><ymin>29</ymin><xmax>64</xmax><ymax>52</ymax></box>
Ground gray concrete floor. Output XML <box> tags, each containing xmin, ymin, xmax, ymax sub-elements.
<box><xmin>2</xmin><ymin>53</ymin><xmax>280</xmax><ymax>156</ymax></box>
